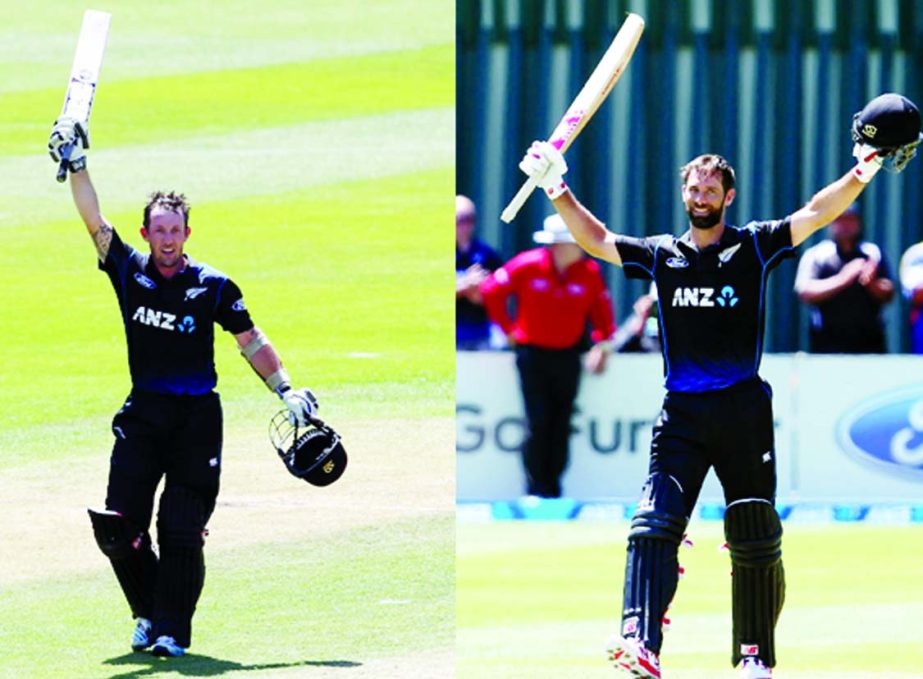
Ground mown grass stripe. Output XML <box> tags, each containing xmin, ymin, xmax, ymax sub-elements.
<box><xmin>0</xmin><ymin>45</ymin><xmax>453</xmax><ymax>156</ymax></box>
<box><xmin>0</xmin><ymin>107</ymin><xmax>453</xmax><ymax>227</ymax></box>
<box><xmin>0</xmin><ymin>0</ymin><xmax>453</xmax><ymax>97</ymax></box>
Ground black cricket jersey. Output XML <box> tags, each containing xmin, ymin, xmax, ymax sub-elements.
<box><xmin>100</xmin><ymin>229</ymin><xmax>254</xmax><ymax>395</ymax></box>
<box><xmin>615</xmin><ymin>219</ymin><xmax>794</xmax><ymax>393</ymax></box>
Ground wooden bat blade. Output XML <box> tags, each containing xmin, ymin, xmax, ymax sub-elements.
<box><xmin>56</xmin><ymin>9</ymin><xmax>111</xmax><ymax>183</ymax></box>
<box><xmin>500</xmin><ymin>13</ymin><xmax>645</xmax><ymax>223</ymax></box>
<box><xmin>60</xmin><ymin>9</ymin><xmax>111</xmax><ymax>123</ymax></box>
<box><xmin>548</xmin><ymin>13</ymin><xmax>644</xmax><ymax>154</ymax></box>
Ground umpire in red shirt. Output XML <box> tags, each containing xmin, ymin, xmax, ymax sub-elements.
<box><xmin>481</xmin><ymin>214</ymin><xmax>616</xmax><ymax>497</ymax></box>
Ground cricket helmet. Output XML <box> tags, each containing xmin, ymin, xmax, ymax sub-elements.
<box><xmin>269</xmin><ymin>412</ymin><xmax>347</xmax><ymax>486</ymax></box>
<box><xmin>851</xmin><ymin>93</ymin><xmax>922</xmax><ymax>172</ymax></box>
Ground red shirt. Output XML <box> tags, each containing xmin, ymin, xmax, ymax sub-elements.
<box><xmin>481</xmin><ymin>247</ymin><xmax>616</xmax><ymax>349</ymax></box>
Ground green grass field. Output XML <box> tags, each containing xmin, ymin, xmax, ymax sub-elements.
<box><xmin>0</xmin><ymin>2</ymin><xmax>453</xmax><ymax>677</ymax></box>
<box><xmin>457</xmin><ymin>521</ymin><xmax>923</xmax><ymax>678</ymax></box>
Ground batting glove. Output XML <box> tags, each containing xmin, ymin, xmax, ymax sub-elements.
<box><xmin>851</xmin><ymin>142</ymin><xmax>884</xmax><ymax>183</ymax></box>
<box><xmin>48</xmin><ymin>117</ymin><xmax>89</xmax><ymax>172</ymax></box>
<box><xmin>280</xmin><ymin>386</ymin><xmax>319</xmax><ymax>427</ymax></box>
<box><xmin>519</xmin><ymin>140</ymin><xmax>569</xmax><ymax>200</ymax></box>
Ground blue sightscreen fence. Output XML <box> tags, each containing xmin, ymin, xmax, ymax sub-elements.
<box><xmin>457</xmin><ymin>0</ymin><xmax>923</xmax><ymax>352</ymax></box>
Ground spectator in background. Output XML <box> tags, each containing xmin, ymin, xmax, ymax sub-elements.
<box><xmin>613</xmin><ymin>283</ymin><xmax>661</xmax><ymax>354</ymax></box>
<box><xmin>794</xmin><ymin>206</ymin><xmax>894</xmax><ymax>353</ymax></box>
<box><xmin>456</xmin><ymin>195</ymin><xmax>503</xmax><ymax>350</ymax></box>
<box><xmin>481</xmin><ymin>214</ymin><xmax>615</xmax><ymax>498</ymax></box>
<box><xmin>899</xmin><ymin>242</ymin><xmax>923</xmax><ymax>353</ymax></box>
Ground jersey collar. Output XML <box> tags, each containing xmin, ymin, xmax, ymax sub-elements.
<box><xmin>677</xmin><ymin>224</ymin><xmax>739</xmax><ymax>255</ymax></box>
<box><xmin>145</xmin><ymin>254</ymin><xmax>194</xmax><ymax>284</ymax></box>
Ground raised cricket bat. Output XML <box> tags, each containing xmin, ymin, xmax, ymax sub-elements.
<box><xmin>55</xmin><ymin>9</ymin><xmax>112</xmax><ymax>183</ymax></box>
<box><xmin>500</xmin><ymin>13</ymin><xmax>645</xmax><ymax>223</ymax></box>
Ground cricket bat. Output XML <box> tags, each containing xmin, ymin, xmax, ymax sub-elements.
<box><xmin>55</xmin><ymin>9</ymin><xmax>112</xmax><ymax>183</ymax></box>
<box><xmin>500</xmin><ymin>13</ymin><xmax>645</xmax><ymax>223</ymax></box>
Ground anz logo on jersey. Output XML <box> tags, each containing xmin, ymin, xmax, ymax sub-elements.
<box><xmin>131</xmin><ymin>305</ymin><xmax>195</xmax><ymax>333</ymax></box>
<box><xmin>671</xmin><ymin>285</ymin><xmax>739</xmax><ymax>308</ymax></box>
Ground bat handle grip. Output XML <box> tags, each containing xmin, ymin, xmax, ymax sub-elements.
<box><xmin>500</xmin><ymin>177</ymin><xmax>538</xmax><ymax>224</ymax></box>
<box><xmin>56</xmin><ymin>143</ymin><xmax>73</xmax><ymax>183</ymax></box>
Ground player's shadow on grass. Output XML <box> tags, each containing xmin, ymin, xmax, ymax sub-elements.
<box><xmin>103</xmin><ymin>652</ymin><xmax>362</xmax><ymax>677</ymax></box>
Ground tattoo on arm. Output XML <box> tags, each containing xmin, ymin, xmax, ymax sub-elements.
<box><xmin>92</xmin><ymin>223</ymin><xmax>113</xmax><ymax>261</ymax></box>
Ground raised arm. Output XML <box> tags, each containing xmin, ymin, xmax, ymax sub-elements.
<box><xmin>788</xmin><ymin>171</ymin><xmax>867</xmax><ymax>248</ymax></box>
<box><xmin>48</xmin><ymin>117</ymin><xmax>113</xmax><ymax>261</ymax></box>
<box><xmin>518</xmin><ymin>141</ymin><xmax>623</xmax><ymax>265</ymax></box>
<box><xmin>552</xmin><ymin>191</ymin><xmax>622</xmax><ymax>265</ymax></box>
<box><xmin>791</xmin><ymin>93</ymin><xmax>923</xmax><ymax>246</ymax></box>
<box><xmin>70</xmin><ymin>169</ymin><xmax>114</xmax><ymax>261</ymax></box>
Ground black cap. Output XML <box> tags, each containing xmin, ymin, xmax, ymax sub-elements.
<box><xmin>287</xmin><ymin>425</ymin><xmax>348</xmax><ymax>486</ymax></box>
<box><xmin>852</xmin><ymin>93</ymin><xmax>922</xmax><ymax>148</ymax></box>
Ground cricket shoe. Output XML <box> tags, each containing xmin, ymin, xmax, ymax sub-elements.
<box><xmin>130</xmin><ymin>617</ymin><xmax>152</xmax><ymax>651</ymax></box>
<box><xmin>740</xmin><ymin>657</ymin><xmax>772</xmax><ymax>678</ymax></box>
<box><xmin>605</xmin><ymin>635</ymin><xmax>661</xmax><ymax>678</ymax></box>
<box><xmin>150</xmin><ymin>635</ymin><xmax>186</xmax><ymax>657</ymax></box>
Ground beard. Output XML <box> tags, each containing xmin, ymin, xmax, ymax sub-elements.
<box><xmin>686</xmin><ymin>204</ymin><xmax>723</xmax><ymax>230</ymax></box>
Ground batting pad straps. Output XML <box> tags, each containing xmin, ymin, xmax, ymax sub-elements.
<box><xmin>725</xmin><ymin>499</ymin><xmax>785</xmax><ymax>667</ymax></box>
<box><xmin>240</xmin><ymin>328</ymin><xmax>270</xmax><ymax>360</ymax></box>
<box><xmin>87</xmin><ymin>508</ymin><xmax>157</xmax><ymax>619</ymax></box>
<box><xmin>89</xmin><ymin>508</ymin><xmax>142</xmax><ymax>558</ymax></box>
<box><xmin>265</xmin><ymin>368</ymin><xmax>291</xmax><ymax>396</ymax></box>
<box><xmin>628</xmin><ymin>473</ymin><xmax>688</xmax><ymax>543</ymax></box>
<box><xmin>724</xmin><ymin>500</ymin><xmax>782</xmax><ymax>567</ymax></box>
<box><xmin>154</xmin><ymin>486</ymin><xmax>207</xmax><ymax>648</ymax></box>
<box><xmin>621</xmin><ymin>474</ymin><xmax>688</xmax><ymax>655</ymax></box>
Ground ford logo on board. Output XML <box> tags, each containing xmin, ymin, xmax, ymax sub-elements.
<box><xmin>836</xmin><ymin>388</ymin><xmax>923</xmax><ymax>480</ymax></box>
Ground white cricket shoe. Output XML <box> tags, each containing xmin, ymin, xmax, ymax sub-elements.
<box><xmin>605</xmin><ymin>635</ymin><xmax>661</xmax><ymax>678</ymax></box>
<box><xmin>150</xmin><ymin>635</ymin><xmax>186</xmax><ymax>657</ymax></box>
<box><xmin>130</xmin><ymin>617</ymin><xmax>152</xmax><ymax>651</ymax></box>
<box><xmin>740</xmin><ymin>657</ymin><xmax>772</xmax><ymax>678</ymax></box>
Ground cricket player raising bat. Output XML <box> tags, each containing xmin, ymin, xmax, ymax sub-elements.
<box><xmin>516</xmin><ymin>93</ymin><xmax>921</xmax><ymax>678</ymax></box>
<box><xmin>48</xmin><ymin>106</ymin><xmax>319</xmax><ymax>658</ymax></box>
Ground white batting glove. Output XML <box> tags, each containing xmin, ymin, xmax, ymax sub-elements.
<box><xmin>48</xmin><ymin>117</ymin><xmax>89</xmax><ymax>171</ymax></box>
<box><xmin>851</xmin><ymin>143</ymin><xmax>883</xmax><ymax>183</ymax></box>
<box><xmin>519</xmin><ymin>140</ymin><xmax>569</xmax><ymax>200</ymax></box>
<box><xmin>280</xmin><ymin>386</ymin><xmax>319</xmax><ymax>427</ymax></box>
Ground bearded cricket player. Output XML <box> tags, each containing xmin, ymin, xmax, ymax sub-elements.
<box><xmin>515</xmin><ymin>93</ymin><xmax>921</xmax><ymax>678</ymax></box>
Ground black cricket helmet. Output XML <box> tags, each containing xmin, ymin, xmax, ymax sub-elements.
<box><xmin>269</xmin><ymin>412</ymin><xmax>347</xmax><ymax>486</ymax></box>
<box><xmin>851</xmin><ymin>93</ymin><xmax>922</xmax><ymax>172</ymax></box>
